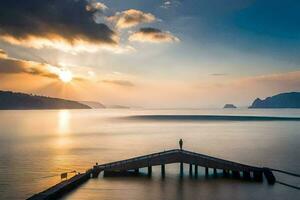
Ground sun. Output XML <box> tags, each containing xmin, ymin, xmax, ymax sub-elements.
<box><xmin>59</xmin><ymin>70</ymin><xmax>73</xmax><ymax>83</ymax></box>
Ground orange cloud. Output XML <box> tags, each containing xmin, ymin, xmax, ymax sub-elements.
<box><xmin>0</xmin><ymin>49</ymin><xmax>90</xmax><ymax>81</ymax></box>
<box><xmin>0</xmin><ymin>33</ymin><xmax>125</xmax><ymax>54</ymax></box>
<box><xmin>129</xmin><ymin>28</ymin><xmax>180</xmax><ymax>43</ymax></box>
<box><xmin>107</xmin><ymin>9</ymin><xmax>156</xmax><ymax>29</ymax></box>
<box><xmin>0</xmin><ymin>55</ymin><xmax>58</xmax><ymax>79</ymax></box>
<box><xmin>0</xmin><ymin>49</ymin><xmax>7</xmax><ymax>59</ymax></box>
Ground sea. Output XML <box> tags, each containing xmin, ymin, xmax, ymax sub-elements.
<box><xmin>0</xmin><ymin>108</ymin><xmax>300</xmax><ymax>200</ymax></box>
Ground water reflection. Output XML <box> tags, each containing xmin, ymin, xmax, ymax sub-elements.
<box><xmin>1</xmin><ymin>109</ymin><xmax>300</xmax><ymax>199</ymax></box>
<box><xmin>58</xmin><ymin>110</ymin><xmax>70</xmax><ymax>135</ymax></box>
<box><xmin>56</xmin><ymin>110</ymin><xmax>72</xmax><ymax>148</ymax></box>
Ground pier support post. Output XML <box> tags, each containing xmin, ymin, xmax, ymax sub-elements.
<box><xmin>223</xmin><ymin>169</ymin><xmax>229</xmax><ymax>177</ymax></box>
<box><xmin>263</xmin><ymin>168</ymin><xmax>276</xmax><ymax>185</ymax></box>
<box><xmin>148</xmin><ymin>166</ymin><xmax>152</xmax><ymax>177</ymax></box>
<box><xmin>134</xmin><ymin>168</ymin><xmax>139</xmax><ymax>173</ymax></box>
<box><xmin>232</xmin><ymin>170</ymin><xmax>240</xmax><ymax>178</ymax></box>
<box><xmin>253</xmin><ymin>171</ymin><xmax>263</xmax><ymax>182</ymax></box>
<box><xmin>243</xmin><ymin>171</ymin><xmax>251</xmax><ymax>180</ymax></box>
<box><xmin>92</xmin><ymin>163</ymin><xmax>101</xmax><ymax>178</ymax></box>
<box><xmin>205</xmin><ymin>167</ymin><xmax>209</xmax><ymax>177</ymax></box>
<box><xmin>213</xmin><ymin>168</ymin><xmax>217</xmax><ymax>176</ymax></box>
<box><xmin>92</xmin><ymin>170</ymin><xmax>100</xmax><ymax>178</ymax></box>
<box><xmin>194</xmin><ymin>165</ymin><xmax>198</xmax><ymax>178</ymax></box>
<box><xmin>189</xmin><ymin>164</ymin><xmax>193</xmax><ymax>177</ymax></box>
<box><xmin>180</xmin><ymin>162</ymin><xmax>184</xmax><ymax>177</ymax></box>
<box><xmin>161</xmin><ymin>164</ymin><xmax>165</xmax><ymax>178</ymax></box>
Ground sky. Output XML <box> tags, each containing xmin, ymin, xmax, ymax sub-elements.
<box><xmin>0</xmin><ymin>0</ymin><xmax>299</xmax><ymax>108</ymax></box>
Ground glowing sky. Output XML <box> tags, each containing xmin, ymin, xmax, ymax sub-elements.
<box><xmin>0</xmin><ymin>0</ymin><xmax>299</xmax><ymax>108</ymax></box>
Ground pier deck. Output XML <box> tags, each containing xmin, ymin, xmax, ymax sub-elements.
<box><xmin>27</xmin><ymin>149</ymin><xmax>275</xmax><ymax>200</ymax></box>
<box><xmin>95</xmin><ymin>149</ymin><xmax>262</xmax><ymax>172</ymax></box>
<box><xmin>28</xmin><ymin>171</ymin><xmax>91</xmax><ymax>200</ymax></box>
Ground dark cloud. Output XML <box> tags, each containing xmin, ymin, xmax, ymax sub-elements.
<box><xmin>0</xmin><ymin>0</ymin><xmax>117</xmax><ymax>46</ymax></box>
<box><xmin>101</xmin><ymin>79</ymin><xmax>135</xmax><ymax>87</ymax></box>
<box><xmin>139</xmin><ymin>28</ymin><xmax>161</xmax><ymax>33</ymax></box>
<box><xmin>129</xmin><ymin>27</ymin><xmax>179</xmax><ymax>43</ymax></box>
<box><xmin>0</xmin><ymin>59</ymin><xmax>26</xmax><ymax>74</ymax></box>
<box><xmin>0</xmin><ymin>49</ymin><xmax>58</xmax><ymax>79</ymax></box>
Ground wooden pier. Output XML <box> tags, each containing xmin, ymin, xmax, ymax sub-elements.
<box><xmin>28</xmin><ymin>171</ymin><xmax>92</xmax><ymax>200</ymax></box>
<box><xmin>27</xmin><ymin>149</ymin><xmax>276</xmax><ymax>200</ymax></box>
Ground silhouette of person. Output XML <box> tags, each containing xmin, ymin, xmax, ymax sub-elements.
<box><xmin>179</xmin><ymin>139</ymin><xmax>183</xmax><ymax>150</ymax></box>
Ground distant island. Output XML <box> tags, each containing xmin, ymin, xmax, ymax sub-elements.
<box><xmin>79</xmin><ymin>101</ymin><xmax>106</xmax><ymax>109</ymax></box>
<box><xmin>106</xmin><ymin>105</ymin><xmax>130</xmax><ymax>109</ymax></box>
<box><xmin>0</xmin><ymin>91</ymin><xmax>91</xmax><ymax>110</ymax></box>
<box><xmin>249</xmin><ymin>92</ymin><xmax>300</xmax><ymax>108</ymax></box>
<box><xmin>223</xmin><ymin>104</ymin><xmax>237</xmax><ymax>109</ymax></box>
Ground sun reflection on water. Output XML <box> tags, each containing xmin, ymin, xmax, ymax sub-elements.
<box><xmin>56</xmin><ymin>110</ymin><xmax>73</xmax><ymax>147</ymax></box>
<box><xmin>58</xmin><ymin>110</ymin><xmax>70</xmax><ymax>135</ymax></box>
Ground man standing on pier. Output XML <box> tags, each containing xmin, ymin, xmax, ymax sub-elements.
<box><xmin>179</xmin><ymin>139</ymin><xmax>183</xmax><ymax>150</ymax></box>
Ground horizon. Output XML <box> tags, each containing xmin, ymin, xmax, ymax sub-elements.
<box><xmin>2</xmin><ymin>89</ymin><xmax>300</xmax><ymax>109</ymax></box>
<box><xmin>0</xmin><ymin>0</ymin><xmax>300</xmax><ymax>108</ymax></box>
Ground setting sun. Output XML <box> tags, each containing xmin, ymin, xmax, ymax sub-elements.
<box><xmin>59</xmin><ymin>69</ymin><xmax>73</xmax><ymax>83</ymax></box>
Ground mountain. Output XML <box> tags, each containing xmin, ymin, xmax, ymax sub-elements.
<box><xmin>0</xmin><ymin>91</ymin><xmax>91</xmax><ymax>110</ymax></box>
<box><xmin>223</xmin><ymin>104</ymin><xmax>237</xmax><ymax>109</ymax></box>
<box><xmin>79</xmin><ymin>101</ymin><xmax>106</xmax><ymax>109</ymax></box>
<box><xmin>249</xmin><ymin>92</ymin><xmax>300</xmax><ymax>108</ymax></box>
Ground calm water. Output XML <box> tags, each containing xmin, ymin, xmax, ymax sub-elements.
<box><xmin>0</xmin><ymin>109</ymin><xmax>300</xmax><ymax>199</ymax></box>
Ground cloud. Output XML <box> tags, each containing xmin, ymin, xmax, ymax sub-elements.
<box><xmin>107</xmin><ymin>9</ymin><xmax>156</xmax><ymax>29</ymax></box>
<box><xmin>0</xmin><ymin>35</ymin><xmax>135</xmax><ymax>54</ymax></box>
<box><xmin>238</xmin><ymin>71</ymin><xmax>300</xmax><ymax>89</ymax></box>
<box><xmin>86</xmin><ymin>0</ymin><xmax>108</xmax><ymax>12</ymax></box>
<box><xmin>0</xmin><ymin>0</ymin><xmax>118</xmax><ymax>53</ymax></box>
<box><xmin>0</xmin><ymin>49</ymin><xmax>60</xmax><ymax>79</ymax></box>
<box><xmin>0</xmin><ymin>58</ymin><xmax>59</xmax><ymax>79</ymax></box>
<box><xmin>101</xmin><ymin>79</ymin><xmax>135</xmax><ymax>87</ymax></box>
<box><xmin>210</xmin><ymin>73</ymin><xmax>227</xmax><ymax>76</ymax></box>
<box><xmin>0</xmin><ymin>49</ymin><xmax>7</xmax><ymax>59</ymax></box>
<box><xmin>86</xmin><ymin>0</ymin><xmax>109</xmax><ymax>25</ymax></box>
<box><xmin>160</xmin><ymin>0</ymin><xmax>181</xmax><ymax>9</ymax></box>
<box><xmin>129</xmin><ymin>28</ymin><xmax>180</xmax><ymax>43</ymax></box>
<box><xmin>198</xmin><ymin>71</ymin><xmax>300</xmax><ymax>92</ymax></box>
